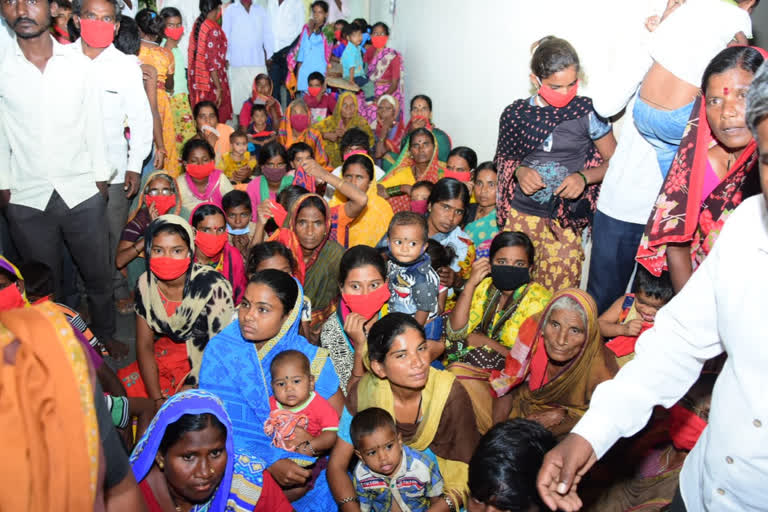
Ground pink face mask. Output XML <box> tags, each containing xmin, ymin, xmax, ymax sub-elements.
<box><xmin>410</xmin><ymin>199</ymin><xmax>428</xmax><ymax>215</ymax></box>
<box><xmin>290</xmin><ymin>113</ymin><xmax>310</xmax><ymax>133</ymax></box>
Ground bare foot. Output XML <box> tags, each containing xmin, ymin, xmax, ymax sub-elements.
<box><xmin>103</xmin><ymin>338</ymin><xmax>129</xmax><ymax>360</ymax></box>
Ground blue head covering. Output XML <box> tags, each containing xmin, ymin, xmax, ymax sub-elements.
<box><xmin>130</xmin><ymin>390</ymin><xmax>264</xmax><ymax>512</ymax></box>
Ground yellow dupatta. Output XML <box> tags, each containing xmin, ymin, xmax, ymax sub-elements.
<box><xmin>356</xmin><ymin>366</ymin><xmax>470</xmax><ymax>504</ymax></box>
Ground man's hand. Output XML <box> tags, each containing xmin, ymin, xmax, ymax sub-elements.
<box><xmin>124</xmin><ymin>171</ymin><xmax>140</xmax><ymax>198</ymax></box>
<box><xmin>0</xmin><ymin>190</ymin><xmax>11</xmax><ymax>209</ymax></box>
<box><xmin>96</xmin><ymin>181</ymin><xmax>109</xmax><ymax>200</ymax></box>
<box><xmin>537</xmin><ymin>433</ymin><xmax>598</xmax><ymax>511</ymax></box>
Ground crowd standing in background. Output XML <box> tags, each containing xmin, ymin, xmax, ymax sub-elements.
<box><xmin>1</xmin><ymin>0</ymin><xmax>768</xmax><ymax>511</ymax></box>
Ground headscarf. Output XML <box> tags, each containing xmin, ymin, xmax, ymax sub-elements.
<box><xmin>130</xmin><ymin>389</ymin><xmax>266</xmax><ymax>511</ymax></box>
<box><xmin>0</xmin><ymin>302</ymin><xmax>100</xmax><ymax>509</ymax></box>
<box><xmin>371</xmin><ymin>94</ymin><xmax>407</xmax><ymax>154</ymax></box>
<box><xmin>313</xmin><ymin>92</ymin><xmax>375</xmax><ymax>168</ymax></box>
<box><xmin>277</xmin><ymin>101</ymin><xmax>330</xmax><ymax>169</ymax></box>
<box><xmin>127</xmin><ymin>171</ymin><xmax>184</xmax><ymax>227</ymax></box>
<box><xmin>489</xmin><ymin>288</ymin><xmax>618</xmax><ymax>426</ymax></box>
<box><xmin>137</xmin><ymin>214</ymin><xmax>234</xmax><ymax>387</ymax></box>
<box><xmin>380</xmin><ymin>127</ymin><xmax>445</xmax><ymax>213</ymax></box>
<box><xmin>189</xmin><ymin>203</ymin><xmax>247</xmax><ymax>305</ymax></box>
<box><xmin>250</xmin><ymin>73</ymin><xmax>283</xmax><ymax>124</ymax></box>
<box><xmin>636</xmin><ymin>48</ymin><xmax>768</xmax><ymax>276</ymax></box>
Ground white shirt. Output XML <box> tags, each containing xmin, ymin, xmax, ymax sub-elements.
<box><xmin>158</xmin><ymin>0</ymin><xmax>199</xmax><ymax>60</ymax></box>
<box><xmin>650</xmin><ymin>0</ymin><xmax>752</xmax><ymax>87</ymax></box>
<box><xmin>595</xmin><ymin>95</ymin><xmax>662</xmax><ymax>225</ymax></box>
<box><xmin>79</xmin><ymin>42</ymin><xmax>153</xmax><ymax>184</ymax></box>
<box><xmin>573</xmin><ymin>195</ymin><xmax>768</xmax><ymax>511</ymax></box>
<box><xmin>267</xmin><ymin>0</ymin><xmax>305</xmax><ymax>52</ymax></box>
<box><xmin>0</xmin><ymin>19</ymin><xmax>13</xmax><ymax>55</ymax></box>
<box><xmin>326</xmin><ymin>0</ymin><xmax>347</xmax><ymax>24</ymax></box>
<box><xmin>0</xmin><ymin>36</ymin><xmax>110</xmax><ymax>210</ymax></box>
<box><xmin>223</xmin><ymin>2</ymin><xmax>274</xmax><ymax>66</ymax></box>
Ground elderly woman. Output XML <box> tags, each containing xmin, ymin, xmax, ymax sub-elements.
<box><xmin>130</xmin><ymin>390</ymin><xmax>292</xmax><ymax>511</ymax></box>
<box><xmin>445</xmin><ymin>231</ymin><xmax>552</xmax><ymax>432</ymax></box>
<box><xmin>636</xmin><ymin>46</ymin><xmax>767</xmax><ymax>292</ymax></box>
<box><xmin>314</xmin><ymin>92</ymin><xmax>375</xmax><ymax>168</ymax></box>
<box><xmin>277</xmin><ymin>99</ymin><xmax>330</xmax><ymax>169</ymax></box>
<box><xmin>371</xmin><ymin>94</ymin><xmax>407</xmax><ymax>166</ymax></box>
<box><xmin>489</xmin><ymin>288</ymin><xmax>618</xmax><ymax>437</ymax></box>
<box><xmin>494</xmin><ymin>36</ymin><xmax>616</xmax><ymax>292</ymax></box>
<box><xmin>199</xmin><ymin>270</ymin><xmax>343</xmax><ymax>510</ymax></box>
<box><xmin>327</xmin><ymin>313</ymin><xmax>481</xmax><ymax>511</ymax></box>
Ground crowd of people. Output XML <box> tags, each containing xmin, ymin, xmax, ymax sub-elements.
<box><xmin>1</xmin><ymin>0</ymin><xmax>768</xmax><ymax>510</ymax></box>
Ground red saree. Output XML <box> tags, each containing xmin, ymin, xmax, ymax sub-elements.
<box><xmin>188</xmin><ymin>18</ymin><xmax>232</xmax><ymax>122</ymax></box>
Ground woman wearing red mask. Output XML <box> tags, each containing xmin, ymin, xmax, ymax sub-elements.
<box><xmin>358</xmin><ymin>22</ymin><xmax>404</xmax><ymax>125</ymax></box>
<box><xmin>494</xmin><ymin>36</ymin><xmax>616</xmax><ymax>292</ymax></box>
<box><xmin>177</xmin><ymin>138</ymin><xmax>234</xmax><ymax>211</ymax></box>
<box><xmin>117</xmin><ymin>215</ymin><xmax>234</xmax><ymax>403</ymax></box>
<box><xmin>117</xmin><ymin>172</ymin><xmax>186</xmax><ymax>298</ymax></box>
<box><xmin>277</xmin><ymin>99</ymin><xmax>330</xmax><ymax>170</ymax></box>
<box><xmin>190</xmin><ymin>203</ymin><xmax>247</xmax><ymax>305</ymax></box>
<box><xmin>319</xmin><ymin>245</ymin><xmax>390</xmax><ymax>394</ymax></box>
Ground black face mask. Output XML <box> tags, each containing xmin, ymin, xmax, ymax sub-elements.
<box><xmin>491</xmin><ymin>264</ymin><xmax>530</xmax><ymax>291</ymax></box>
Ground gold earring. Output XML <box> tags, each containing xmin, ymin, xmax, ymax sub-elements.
<box><xmin>158</xmin><ymin>461</ymin><xmax>164</xmax><ymax>470</ymax></box>
<box><xmin>210</xmin><ymin>467</ymin><xmax>215</xmax><ymax>474</ymax></box>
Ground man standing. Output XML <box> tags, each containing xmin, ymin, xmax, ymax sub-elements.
<box><xmin>223</xmin><ymin>0</ymin><xmax>273</xmax><ymax>120</ymax></box>
<box><xmin>73</xmin><ymin>0</ymin><xmax>152</xmax><ymax>316</ymax></box>
<box><xmin>266</xmin><ymin>0</ymin><xmax>305</xmax><ymax>106</ymax></box>
<box><xmin>0</xmin><ymin>0</ymin><xmax>118</xmax><ymax>352</ymax></box>
<box><xmin>537</xmin><ymin>62</ymin><xmax>768</xmax><ymax>512</ymax></box>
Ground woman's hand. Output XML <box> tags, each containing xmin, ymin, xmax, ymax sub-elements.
<box><xmin>215</xmin><ymin>87</ymin><xmax>222</xmax><ymax>107</ymax></box>
<box><xmin>267</xmin><ymin>459</ymin><xmax>312</xmax><ymax>487</ymax></box>
<box><xmin>515</xmin><ymin>166</ymin><xmax>546</xmax><ymax>195</ymax></box>
<box><xmin>438</xmin><ymin>267</ymin><xmax>461</xmax><ymax>289</ymax></box>
<box><xmin>467</xmin><ymin>333</ymin><xmax>491</xmax><ymax>348</ymax></box>
<box><xmin>344</xmin><ymin>312</ymin><xmax>368</xmax><ymax>351</ymax></box>
<box><xmin>148</xmin><ymin>202</ymin><xmax>160</xmax><ymax>221</ymax></box>
<box><xmin>467</xmin><ymin>257</ymin><xmax>491</xmax><ymax>287</ymax></box>
<box><xmin>377</xmin><ymin>184</ymin><xmax>389</xmax><ymax>199</ymax></box>
<box><xmin>233</xmin><ymin>165</ymin><xmax>253</xmax><ymax>183</ymax></box>
<box><xmin>153</xmin><ymin>148</ymin><xmax>166</xmax><ymax>169</ymax></box>
<box><xmin>324</xmin><ymin>131</ymin><xmax>340</xmax><ymax>142</ymax></box>
<box><xmin>256</xmin><ymin>200</ymin><xmax>274</xmax><ymax>226</ymax></box>
<box><xmin>285</xmin><ymin>427</ymin><xmax>314</xmax><ymax>451</ymax></box>
<box><xmin>623</xmin><ymin>319</ymin><xmax>644</xmax><ymax>337</ymax></box>
<box><xmin>528</xmin><ymin>407</ymin><xmax>568</xmax><ymax>430</ymax></box>
<box><xmin>411</xmin><ymin>117</ymin><xmax>427</xmax><ymax>130</ymax></box>
<box><xmin>554</xmin><ymin>173</ymin><xmax>587</xmax><ymax>199</ymax></box>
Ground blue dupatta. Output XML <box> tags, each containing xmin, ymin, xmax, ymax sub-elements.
<box><xmin>129</xmin><ymin>390</ymin><xmax>265</xmax><ymax>512</ymax></box>
<box><xmin>199</xmin><ymin>279</ymin><xmax>340</xmax><ymax>511</ymax></box>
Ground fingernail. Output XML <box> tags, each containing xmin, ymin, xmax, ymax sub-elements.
<box><xmin>557</xmin><ymin>482</ymin><xmax>568</xmax><ymax>494</ymax></box>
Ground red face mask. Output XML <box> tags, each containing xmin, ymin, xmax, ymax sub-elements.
<box><xmin>410</xmin><ymin>199</ymin><xmax>428</xmax><ymax>215</ymax></box>
<box><xmin>164</xmin><ymin>26</ymin><xmax>184</xmax><ymax>40</ymax></box>
<box><xmin>0</xmin><ymin>283</ymin><xmax>26</xmax><ymax>311</ymax></box>
<box><xmin>150</xmin><ymin>256</ymin><xmax>190</xmax><ymax>280</ymax></box>
<box><xmin>669</xmin><ymin>404</ymin><xmax>708</xmax><ymax>451</ymax></box>
<box><xmin>145</xmin><ymin>194</ymin><xmax>176</xmax><ymax>215</ymax></box>
<box><xmin>185</xmin><ymin>161</ymin><xmax>215</xmax><ymax>180</ymax></box>
<box><xmin>307</xmin><ymin>86</ymin><xmax>322</xmax><ymax>97</ymax></box>
<box><xmin>537</xmin><ymin>78</ymin><xmax>578</xmax><ymax>108</ymax></box>
<box><xmin>343</xmin><ymin>285</ymin><xmax>391</xmax><ymax>320</ymax></box>
<box><xmin>371</xmin><ymin>35</ymin><xmax>388</xmax><ymax>49</ymax></box>
<box><xmin>334</xmin><ymin>29</ymin><xmax>342</xmax><ymax>41</ymax></box>
<box><xmin>290</xmin><ymin>113</ymin><xmax>310</xmax><ymax>133</ymax></box>
<box><xmin>195</xmin><ymin>231</ymin><xmax>228</xmax><ymax>258</ymax></box>
<box><xmin>80</xmin><ymin>18</ymin><xmax>115</xmax><ymax>48</ymax></box>
<box><xmin>444</xmin><ymin>170</ymin><xmax>472</xmax><ymax>182</ymax></box>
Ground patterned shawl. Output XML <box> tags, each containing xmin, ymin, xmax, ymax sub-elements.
<box><xmin>358</xmin><ymin>47</ymin><xmax>405</xmax><ymax>124</ymax></box>
<box><xmin>636</xmin><ymin>96</ymin><xmax>760</xmax><ymax>276</ymax></box>
<box><xmin>136</xmin><ymin>214</ymin><xmax>234</xmax><ymax>387</ymax></box>
<box><xmin>313</xmin><ymin>92</ymin><xmax>375</xmax><ymax>168</ymax></box>
<box><xmin>489</xmin><ymin>288</ymin><xmax>618</xmax><ymax>432</ymax></box>
<box><xmin>380</xmin><ymin>127</ymin><xmax>445</xmax><ymax>213</ymax></box>
<box><xmin>493</xmin><ymin>97</ymin><xmax>603</xmax><ymax>231</ymax></box>
<box><xmin>198</xmin><ymin>280</ymin><xmax>339</xmax><ymax>511</ymax></box>
<box><xmin>0</xmin><ymin>302</ymin><xmax>100</xmax><ymax>510</ymax></box>
<box><xmin>277</xmin><ymin>101</ymin><xmax>330</xmax><ymax>169</ymax></box>
<box><xmin>184</xmin><ymin>168</ymin><xmax>227</xmax><ymax>207</ymax></box>
<box><xmin>130</xmin><ymin>390</ymin><xmax>266</xmax><ymax>512</ymax></box>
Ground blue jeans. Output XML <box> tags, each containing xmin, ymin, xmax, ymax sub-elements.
<box><xmin>633</xmin><ymin>97</ymin><xmax>694</xmax><ymax>178</ymax></box>
<box><xmin>586</xmin><ymin>210</ymin><xmax>646</xmax><ymax>315</ymax></box>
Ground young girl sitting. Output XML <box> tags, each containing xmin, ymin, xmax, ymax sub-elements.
<box><xmin>598</xmin><ymin>266</ymin><xmax>674</xmax><ymax>366</ymax></box>
<box><xmin>463</xmin><ymin>162</ymin><xmax>499</xmax><ymax>259</ymax></box>
<box><xmin>177</xmin><ymin>139</ymin><xmax>234</xmax><ymax>211</ymax></box>
<box><xmin>247</xmin><ymin>104</ymin><xmax>277</xmax><ymax>155</ymax></box>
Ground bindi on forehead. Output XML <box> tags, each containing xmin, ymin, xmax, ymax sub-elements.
<box><xmin>723</xmin><ymin>87</ymin><xmax>730</xmax><ymax>96</ymax></box>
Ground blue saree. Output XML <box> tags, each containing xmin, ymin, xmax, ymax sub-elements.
<box><xmin>199</xmin><ymin>279</ymin><xmax>340</xmax><ymax>511</ymax></box>
<box><xmin>130</xmin><ymin>389</ymin><xmax>266</xmax><ymax>512</ymax></box>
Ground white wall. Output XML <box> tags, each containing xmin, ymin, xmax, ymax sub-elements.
<box><xmin>365</xmin><ymin>0</ymin><xmax>760</xmax><ymax>161</ymax></box>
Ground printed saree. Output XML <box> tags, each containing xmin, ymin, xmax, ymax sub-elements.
<box><xmin>313</xmin><ymin>92</ymin><xmax>375</xmax><ymax>168</ymax></box>
<box><xmin>636</xmin><ymin>96</ymin><xmax>760</xmax><ymax>276</ymax></box>
<box><xmin>188</xmin><ymin>18</ymin><xmax>232</xmax><ymax>122</ymax></box>
<box><xmin>493</xmin><ymin>97</ymin><xmax>603</xmax><ymax>231</ymax></box>
<box><xmin>199</xmin><ymin>280</ymin><xmax>339</xmax><ymax>511</ymax></box>
<box><xmin>130</xmin><ymin>390</ymin><xmax>267</xmax><ymax>512</ymax></box>
<box><xmin>489</xmin><ymin>288</ymin><xmax>618</xmax><ymax>437</ymax></box>
<box><xmin>277</xmin><ymin>101</ymin><xmax>330</xmax><ymax>169</ymax></box>
<box><xmin>358</xmin><ymin>47</ymin><xmax>405</xmax><ymax>124</ymax></box>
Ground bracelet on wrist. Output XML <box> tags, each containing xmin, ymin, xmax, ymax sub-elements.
<box><xmin>441</xmin><ymin>493</ymin><xmax>457</xmax><ymax>512</ymax></box>
<box><xmin>577</xmin><ymin>171</ymin><xmax>588</xmax><ymax>187</ymax></box>
<box><xmin>336</xmin><ymin>496</ymin><xmax>359</xmax><ymax>506</ymax></box>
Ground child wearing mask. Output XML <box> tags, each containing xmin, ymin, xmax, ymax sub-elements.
<box><xmin>247</xmin><ymin>104</ymin><xmax>276</xmax><ymax>155</ymax></box>
<box><xmin>304</xmin><ymin>71</ymin><xmax>337</xmax><ymax>123</ymax></box>
<box><xmin>409</xmin><ymin>181</ymin><xmax>433</xmax><ymax>216</ymax></box>
<box><xmin>222</xmin><ymin>190</ymin><xmax>259</xmax><ymax>264</ymax></box>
